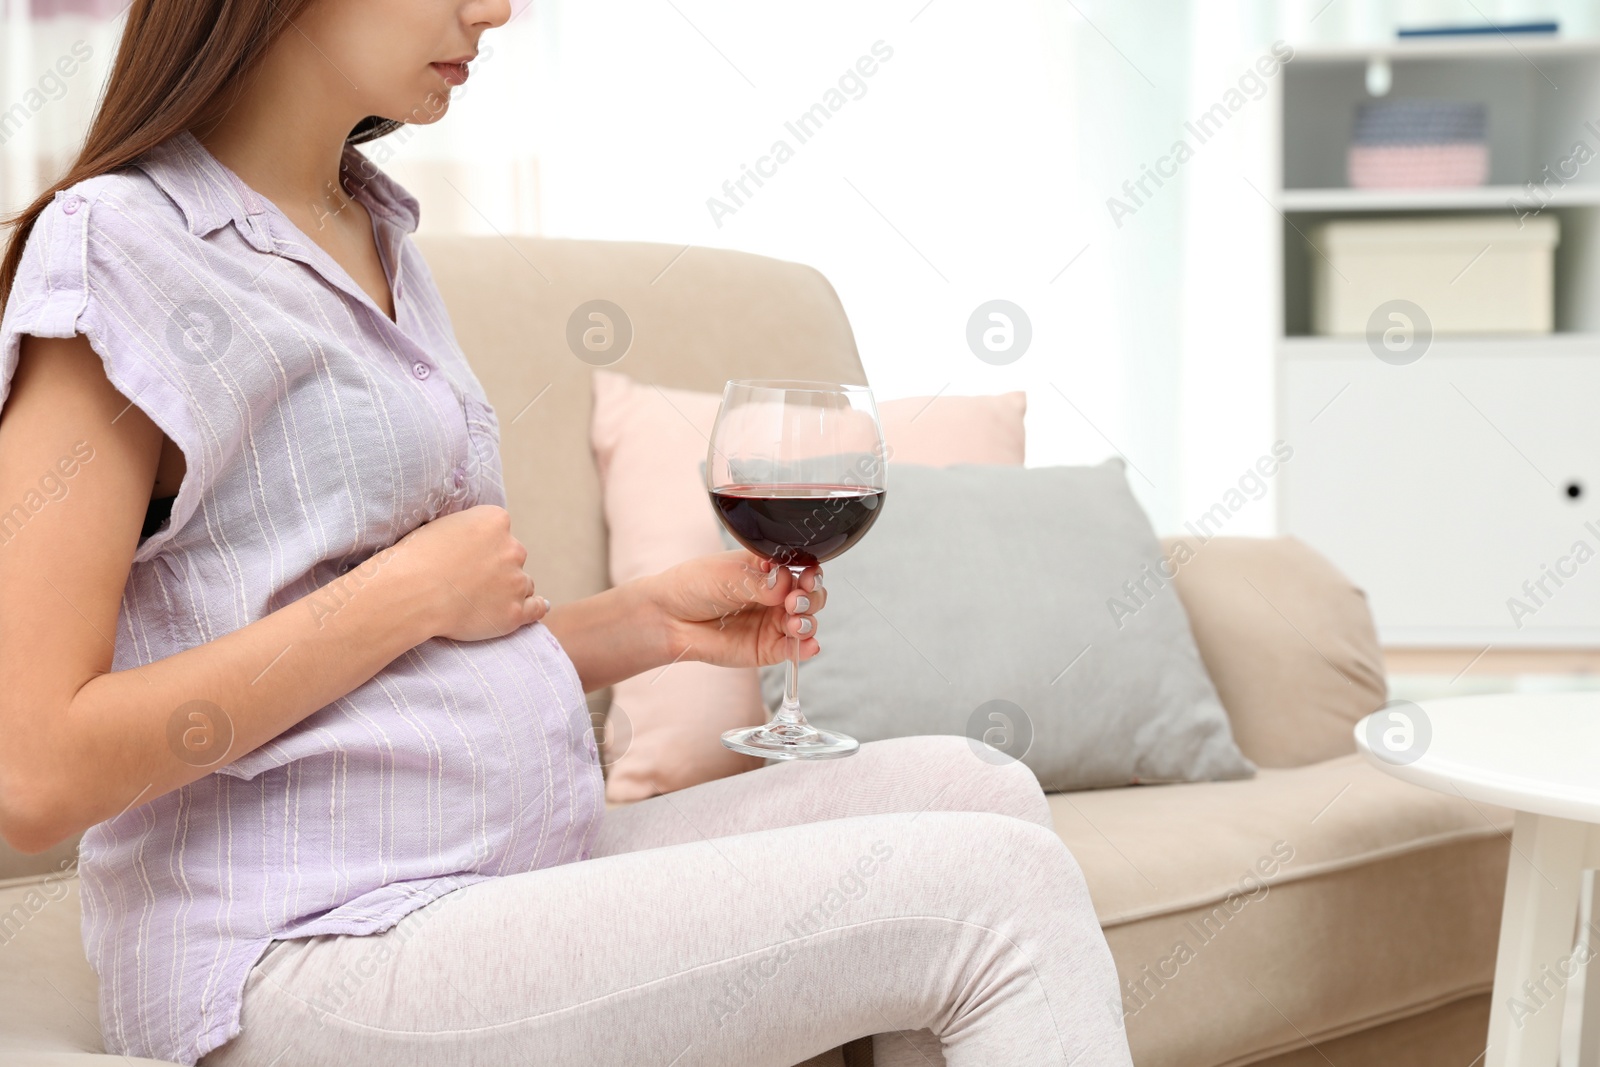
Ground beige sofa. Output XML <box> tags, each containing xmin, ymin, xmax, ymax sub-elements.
<box><xmin>0</xmin><ymin>236</ymin><xmax>1512</xmax><ymax>1067</ymax></box>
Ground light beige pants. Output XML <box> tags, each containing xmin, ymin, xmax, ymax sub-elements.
<box><xmin>202</xmin><ymin>736</ymin><xmax>1132</xmax><ymax>1067</ymax></box>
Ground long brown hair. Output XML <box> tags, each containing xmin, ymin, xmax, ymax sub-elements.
<box><xmin>0</xmin><ymin>0</ymin><xmax>397</xmax><ymax>305</ymax></box>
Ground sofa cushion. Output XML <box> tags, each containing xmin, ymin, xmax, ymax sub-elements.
<box><xmin>1051</xmin><ymin>754</ymin><xmax>1510</xmax><ymax>1067</ymax></box>
<box><xmin>1247</xmin><ymin>993</ymin><xmax>1488</xmax><ymax>1067</ymax></box>
<box><xmin>745</xmin><ymin>461</ymin><xmax>1255</xmax><ymax>791</ymax></box>
<box><xmin>1162</xmin><ymin>536</ymin><xmax>1389</xmax><ymax>768</ymax></box>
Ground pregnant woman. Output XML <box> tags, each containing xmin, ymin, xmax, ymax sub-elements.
<box><xmin>0</xmin><ymin>0</ymin><xmax>1133</xmax><ymax>1065</ymax></box>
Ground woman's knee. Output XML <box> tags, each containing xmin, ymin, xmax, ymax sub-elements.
<box><xmin>942</xmin><ymin>812</ymin><xmax>1099</xmax><ymax>929</ymax></box>
<box><xmin>863</xmin><ymin>734</ymin><xmax>1052</xmax><ymax>829</ymax></box>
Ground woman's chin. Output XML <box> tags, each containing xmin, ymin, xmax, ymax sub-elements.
<box><xmin>411</xmin><ymin>103</ymin><xmax>450</xmax><ymax>126</ymax></box>
<box><xmin>394</xmin><ymin>90</ymin><xmax>454</xmax><ymax>126</ymax></box>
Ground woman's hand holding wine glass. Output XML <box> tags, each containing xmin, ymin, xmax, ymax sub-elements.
<box><xmin>646</xmin><ymin>550</ymin><xmax>827</xmax><ymax>669</ymax></box>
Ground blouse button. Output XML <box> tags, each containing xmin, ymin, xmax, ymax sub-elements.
<box><xmin>60</xmin><ymin>194</ymin><xmax>82</xmax><ymax>215</ymax></box>
<box><xmin>411</xmin><ymin>361</ymin><xmax>431</xmax><ymax>380</ymax></box>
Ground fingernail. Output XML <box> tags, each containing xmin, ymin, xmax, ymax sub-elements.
<box><xmin>798</xmin><ymin>617</ymin><xmax>813</xmax><ymax>635</ymax></box>
<box><xmin>793</xmin><ymin>595</ymin><xmax>810</xmax><ymax>613</ymax></box>
<box><xmin>539</xmin><ymin>595</ymin><xmax>551</xmax><ymax>611</ymax></box>
<box><xmin>767</xmin><ymin>566</ymin><xmax>779</xmax><ymax>588</ymax></box>
<box><xmin>812</xmin><ymin>571</ymin><xmax>823</xmax><ymax>592</ymax></box>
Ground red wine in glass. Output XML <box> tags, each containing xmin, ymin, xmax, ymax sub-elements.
<box><xmin>706</xmin><ymin>380</ymin><xmax>888</xmax><ymax>760</ymax></box>
<box><xmin>709</xmin><ymin>484</ymin><xmax>887</xmax><ymax>568</ymax></box>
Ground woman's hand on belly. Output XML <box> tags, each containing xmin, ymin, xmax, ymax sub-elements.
<box><xmin>391</xmin><ymin>504</ymin><xmax>550</xmax><ymax>642</ymax></box>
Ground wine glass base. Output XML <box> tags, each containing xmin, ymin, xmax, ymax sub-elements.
<box><xmin>721</xmin><ymin>723</ymin><xmax>860</xmax><ymax>760</ymax></box>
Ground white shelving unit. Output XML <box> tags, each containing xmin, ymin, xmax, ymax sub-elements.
<box><xmin>1280</xmin><ymin>186</ymin><xmax>1600</xmax><ymax>212</ymax></box>
<box><xmin>1273</xmin><ymin>37</ymin><xmax>1600</xmax><ymax>650</ymax></box>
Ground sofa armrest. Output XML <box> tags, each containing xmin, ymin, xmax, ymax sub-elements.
<box><xmin>1162</xmin><ymin>535</ymin><xmax>1388</xmax><ymax>768</ymax></box>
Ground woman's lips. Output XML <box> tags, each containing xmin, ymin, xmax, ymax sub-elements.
<box><xmin>432</xmin><ymin>61</ymin><xmax>470</xmax><ymax>87</ymax></box>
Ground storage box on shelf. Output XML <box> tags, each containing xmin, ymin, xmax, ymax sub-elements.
<box><xmin>1308</xmin><ymin>215</ymin><xmax>1559</xmax><ymax>335</ymax></box>
<box><xmin>1272</xmin><ymin>37</ymin><xmax>1600</xmax><ymax>659</ymax></box>
<box><xmin>1346</xmin><ymin>99</ymin><xmax>1489</xmax><ymax>188</ymax></box>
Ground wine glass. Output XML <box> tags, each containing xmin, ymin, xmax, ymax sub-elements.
<box><xmin>706</xmin><ymin>379</ymin><xmax>888</xmax><ymax>760</ymax></box>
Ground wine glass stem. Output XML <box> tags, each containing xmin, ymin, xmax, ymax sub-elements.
<box><xmin>775</xmin><ymin>565</ymin><xmax>805</xmax><ymax>729</ymax></box>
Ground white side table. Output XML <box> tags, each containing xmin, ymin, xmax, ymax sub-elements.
<box><xmin>1356</xmin><ymin>692</ymin><xmax>1600</xmax><ymax>1067</ymax></box>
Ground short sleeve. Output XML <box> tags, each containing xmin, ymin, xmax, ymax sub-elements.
<box><xmin>0</xmin><ymin>177</ymin><xmax>222</xmax><ymax>560</ymax></box>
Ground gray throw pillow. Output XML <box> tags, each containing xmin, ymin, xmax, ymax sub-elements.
<box><xmin>716</xmin><ymin>460</ymin><xmax>1255</xmax><ymax>790</ymax></box>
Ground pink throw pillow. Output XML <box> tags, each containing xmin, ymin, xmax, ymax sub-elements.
<box><xmin>591</xmin><ymin>368</ymin><xmax>1025</xmax><ymax>800</ymax></box>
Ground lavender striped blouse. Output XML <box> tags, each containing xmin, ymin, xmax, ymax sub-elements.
<box><xmin>0</xmin><ymin>130</ymin><xmax>605</xmax><ymax>1065</ymax></box>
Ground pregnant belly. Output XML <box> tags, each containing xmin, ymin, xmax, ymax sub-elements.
<box><xmin>81</xmin><ymin>622</ymin><xmax>604</xmax><ymax>922</ymax></box>
<box><xmin>213</xmin><ymin>623</ymin><xmax>593</xmax><ymax>783</ymax></box>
